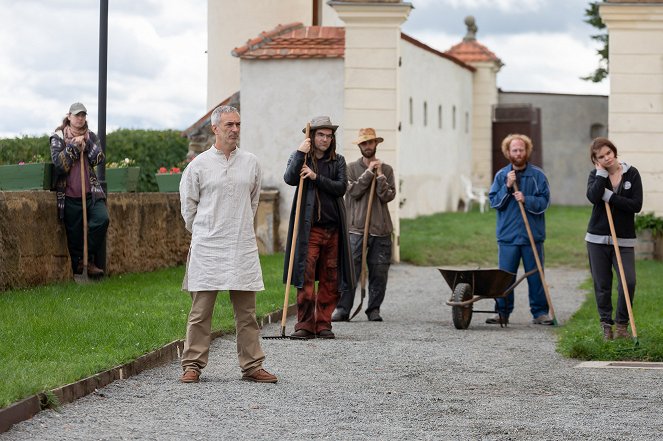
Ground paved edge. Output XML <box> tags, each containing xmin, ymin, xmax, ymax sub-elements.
<box><xmin>0</xmin><ymin>304</ymin><xmax>297</xmax><ymax>434</ymax></box>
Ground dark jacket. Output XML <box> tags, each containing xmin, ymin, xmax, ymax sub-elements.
<box><xmin>489</xmin><ymin>163</ymin><xmax>550</xmax><ymax>245</ymax></box>
<box><xmin>49</xmin><ymin>129</ymin><xmax>106</xmax><ymax>220</ymax></box>
<box><xmin>282</xmin><ymin>150</ymin><xmax>356</xmax><ymax>292</ymax></box>
<box><xmin>586</xmin><ymin>163</ymin><xmax>642</xmax><ymax>243</ymax></box>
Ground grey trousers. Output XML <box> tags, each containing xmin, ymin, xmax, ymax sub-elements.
<box><xmin>587</xmin><ymin>242</ymin><xmax>636</xmax><ymax>325</ymax></box>
<box><xmin>336</xmin><ymin>233</ymin><xmax>392</xmax><ymax>315</ymax></box>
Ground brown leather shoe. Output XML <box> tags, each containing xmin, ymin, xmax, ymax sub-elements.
<box><xmin>316</xmin><ymin>329</ymin><xmax>335</xmax><ymax>339</ymax></box>
<box><xmin>87</xmin><ymin>262</ymin><xmax>105</xmax><ymax>277</ymax></box>
<box><xmin>615</xmin><ymin>323</ymin><xmax>630</xmax><ymax>339</ymax></box>
<box><xmin>290</xmin><ymin>329</ymin><xmax>315</xmax><ymax>340</ymax></box>
<box><xmin>601</xmin><ymin>322</ymin><xmax>613</xmax><ymax>341</ymax></box>
<box><xmin>242</xmin><ymin>368</ymin><xmax>277</xmax><ymax>383</ymax></box>
<box><xmin>180</xmin><ymin>370</ymin><xmax>200</xmax><ymax>383</ymax></box>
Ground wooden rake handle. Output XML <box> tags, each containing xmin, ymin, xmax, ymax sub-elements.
<box><xmin>80</xmin><ymin>150</ymin><xmax>88</xmax><ymax>273</ymax></box>
<box><xmin>280</xmin><ymin>123</ymin><xmax>310</xmax><ymax>336</ymax></box>
<box><xmin>513</xmin><ymin>182</ymin><xmax>556</xmax><ymax>323</ymax></box>
<box><xmin>604</xmin><ymin>201</ymin><xmax>638</xmax><ymax>338</ymax></box>
<box><xmin>360</xmin><ymin>174</ymin><xmax>377</xmax><ymax>290</ymax></box>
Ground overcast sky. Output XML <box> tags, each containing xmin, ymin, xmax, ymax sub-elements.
<box><xmin>0</xmin><ymin>0</ymin><xmax>606</xmax><ymax>138</ymax></box>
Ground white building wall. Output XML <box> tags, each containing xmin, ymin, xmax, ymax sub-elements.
<box><xmin>239</xmin><ymin>58</ymin><xmax>345</xmax><ymax>249</ymax></box>
<box><xmin>208</xmin><ymin>1</ymin><xmax>342</xmax><ymax>110</ymax></box>
<box><xmin>398</xmin><ymin>40</ymin><xmax>474</xmax><ymax>218</ymax></box>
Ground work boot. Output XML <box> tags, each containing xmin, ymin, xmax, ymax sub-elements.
<box><xmin>485</xmin><ymin>313</ymin><xmax>508</xmax><ymax>325</ymax></box>
<box><xmin>615</xmin><ymin>323</ymin><xmax>630</xmax><ymax>339</ymax></box>
<box><xmin>290</xmin><ymin>329</ymin><xmax>315</xmax><ymax>340</ymax></box>
<box><xmin>367</xmin><ymin>310</ymin><xmax>383</xmax><ymax>322</ymax></box>
<box><xmin>532</xmin><ymin>314</ymin><xmax>554</xmax><ymax>325</ymax></box>
<box><xmin>242</xmin><ymin>368</ymin><xmax>278</xmax><ymax>383</ymax></box>
<box><xmin>331</xmin><ymin>309</ymin><xmax>349</xmax><ymax>322</ymax></box>
<box><xmin>76</xmin><ymin>260</ymin><xmax>105</xmax><ymax>277</ymax></box>
<box><xmin>601</xmin><ymin>322</ymin><xmax>613</xmax><ymax>341</ymax></box>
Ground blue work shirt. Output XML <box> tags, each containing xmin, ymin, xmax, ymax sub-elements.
<box><xmin>488</xmin><ymin>163</ymin><xmax>550</xmax><ymax>245</ymax></box>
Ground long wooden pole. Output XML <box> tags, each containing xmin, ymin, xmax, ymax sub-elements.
<box><xmin>513</xmin><ymin>182</ymin><xmax>557</xmax><ymax>325</ymax></box>
<box><xmin>278</xmin><ymin>123</ymin><xmax>310</xmax><ymax>337</ymax></box>
<box><xmin>350</xmin><ymin>173</ymin><xmax>377</xmax><ymax>320</ymax></box>
<box><xmin>604</xmin><ymin>201</ymin><xmax>638</xmax><ymax>342</ymax></box>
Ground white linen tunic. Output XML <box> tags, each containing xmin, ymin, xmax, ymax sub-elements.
<box><xmin>180</xmin><ymin>146</ymin><xmax>264</xmax><ymax>292</ymax></box>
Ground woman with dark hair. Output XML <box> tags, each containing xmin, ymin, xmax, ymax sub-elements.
<box><xmin>50</xmin><ymin>102</ymin><xmax>109</xmax><ymax>277</ymax></box>
<box><xmin>585</xmin><ymin>137</ymin><xmax>642</xmax><ymax>340</ymax></box>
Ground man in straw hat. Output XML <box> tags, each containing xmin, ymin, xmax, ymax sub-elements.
<box><xmin>283</xmin><ymin>116</ymin><xmax>355</xmax><ymax>339</ymax></box>
<box><xmin>332</xmin><ymin>128</ymin><xmax>396</xmax><ymax>322</ymax></box>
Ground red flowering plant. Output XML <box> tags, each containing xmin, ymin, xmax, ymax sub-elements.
<box><xmin>17</xmin><ymin>153</ymin><xmax>49</xmax><ymax>165</ymax></box>
<box><xmin>156</xmin><ymin>156</ymin><xmax>194</xmax><ymax>175</ymax></box>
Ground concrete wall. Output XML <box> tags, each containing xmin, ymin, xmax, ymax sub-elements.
<box><xmin>207</xmin><ymin>1</ymin><xmax>342</xmax><ymax>109</ymax></box>
<box><xmin>239</xmin><ymin>58</ymin><xmax>345</xmax><ymax>250</ymax></box>
<box><xmin>0</xmin><ymin>191</ymin><xmax>278</xmax><ymax>291</ymax></box>
<box><xmin>601</xmin><ymin>2</ymin><xmax>663</xmax><ymax>215</ymax></box>
<box><xmin>498</xmin><ymin>92</ymin><xmax>608</xmax><ymax>206</ymax></box>
<box><xmin>470</xmin><ymin>62</ymin><xmax>500</xmax><ymax>189</ymax></box>
<box><xmin>398</xmin><ymin>39</ymin><xmax>474</xmax><ymax>218</ymax></box>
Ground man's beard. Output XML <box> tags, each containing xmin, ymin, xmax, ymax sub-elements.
<box><xmin>511</xmin><ymin>157</ymin><xmax>526</xmax><ymax>168</ymax></box>
<box><xmin>360</xmin><ymin>149</ymin><xmax>375</xmax><ymax>159</ymax></box>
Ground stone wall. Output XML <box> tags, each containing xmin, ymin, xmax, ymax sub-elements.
<box><xmin>0</xmin><ymin>190</ymin><xmax>278</xmax><ymax>291</ymax></box>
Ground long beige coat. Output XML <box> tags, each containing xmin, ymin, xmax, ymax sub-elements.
<box><xmin>179</xmin><ymin>146</ymin><xmax>264</xmax><ymax>292</ymax></box>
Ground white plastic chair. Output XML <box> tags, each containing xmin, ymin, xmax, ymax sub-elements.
<box><xmin>461</xmin><ymin>175</ymin><xmax>487</xmax><ymax>213</ymax></box>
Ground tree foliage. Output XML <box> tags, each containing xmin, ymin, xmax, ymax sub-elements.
<box><xmin>582</xmin><ymin>1</ymin><xmax>609</xmax><ymax>83</ymax></box>
<box><xmin>0</xmin><ymin>129</ymin><xmax>189</xmax><ymax>192</ymax></box>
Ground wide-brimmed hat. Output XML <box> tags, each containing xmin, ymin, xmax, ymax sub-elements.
<box><xmin>352</xmin><ymin>128</ymin><xmax>383</xmax><ymax>145</ymax></box>
<box><xmin>302</xmin><ymin>116</ymin><xmax>338</xmax><ymax>133</ymax></box>
<box><xmin>69</xmin><ymin>102</ymin><xmax>87</xmax><ymax>115</ymax></box>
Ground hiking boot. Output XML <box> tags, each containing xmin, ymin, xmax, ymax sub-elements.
<box><xmin>615</xmin><ymin>323</ymin><xmax>630</xmax><ymax>339</ymax></box>
<box><xmin>76</xmin><ymin>260</ymin><xmax>105</xmax><ymax>277</ymax></box>
<box><xmin>180</xmin><ymin>370</ymin><xmax>200</xmax><ymax>383</ymax></box>
<box><xmin>485</xmin><ymin>313</ymin><xmax>508</xmax><ymax>325</ymax></box>
<box><xmin>532</xmin><ymin>314</ymin><xmax>554</xmax><ymax>325</ymax></box>
<box><xmin>367</xmin><ymin>310</ymin><xmax>383</xmax><ymax>322</ymax></box>
<box><xmin>331</xmin><ymin>309</ymin><xmax>349</xmax><ymax>322</ymax></box>
<box><xmin>242</xmin><ymin>368</ymin><xmax>277</xmax><ymax>383</ymax></box>
<box><xmin>601</xmin><ymin>322</ymin><xmax>613</xmax><ymax>341</ymax></box>
<box><xmin>289</xmin><ymin>329</ymin><xmax>315</xmax><ymax>340</ymax></box>
<box><xmin>316</xmin><ymin>329</ymin><xmax>335</xmax><ymax>339</ymax></box>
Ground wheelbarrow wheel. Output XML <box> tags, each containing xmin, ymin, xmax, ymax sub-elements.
<box><xmin>452</xmin><ymin>283</ymin><xmax>473</xmax><ymax>329</ymax></box>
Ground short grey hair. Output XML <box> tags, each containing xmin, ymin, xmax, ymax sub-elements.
<box><xmin>211</xmin><ymin>105</ymin><xmax>239</xmax><ymax>126</ymax></box>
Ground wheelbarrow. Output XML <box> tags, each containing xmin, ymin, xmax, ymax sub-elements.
<box><xmin>438</xmin><ymin>267</ymin><xmax>538</xmax><ymax>329</ymax></box>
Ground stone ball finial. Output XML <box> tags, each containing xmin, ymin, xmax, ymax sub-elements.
<box><xmin>463</xmin><ymin>15</ymin><xmax>477</xmax><ymax>41</ymax></box>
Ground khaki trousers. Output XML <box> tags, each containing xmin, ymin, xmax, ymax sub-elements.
<box><xmin>181</xmin><ymin>290</ymin><xmax>265</xmax><ymax>375</ymax></box>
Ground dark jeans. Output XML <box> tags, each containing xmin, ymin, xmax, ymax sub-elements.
<box><xmin>336</xmin><ymin>233</ymin><xmax>391</xmax><ymax>315</ymax></box>
<box><xmin>495</xmin><ymin>243</ymin><xmax>549</xmax><ymax>319</ymax></box>
<box><xmin>587</xmin><ymin>242</ymin><xmax>636</xmax><ymax>325</ymax></box>
<box><xmin>295</xmin><ymin>227</ymin><xmax>339</xmax><ymax>333</ymax></box>
<box><xmin>64</xmin><ymin>196</ymin><xmax>110</xmax><ymax>272</ymax></box>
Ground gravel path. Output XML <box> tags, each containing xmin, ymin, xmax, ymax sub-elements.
<box><xmin>2</xmin><ymin>265</ymin><xmax>662</xmax><ymax>440</ymax></box>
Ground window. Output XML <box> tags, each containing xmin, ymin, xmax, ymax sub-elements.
<box><xmin>423</xmin><ymin>101</ymin><xmax>428</xmax><ymax>127</ymax></box>
<box><xmin>465</xmin><ymin>112</ymin><xmax>469</xmax><ymax>133</ymax></box>
<box><xmin>452</xmin><ymin>105</ymin><xmax>456</xmax><ymax>130</ymax></box>
<box><xmin>590</xmin><ymin>123</ymin><xmax>606</xmax><ymax>139</ymax></box>
<box><xmin>409</xmin><ymin>97</ymin><xmax>413</xmax><ymax>125</ymax></box>
<box><xmin>438</xmin><ymin>105</ymin><xmax>442</xmax><ymax>129</ymax></box>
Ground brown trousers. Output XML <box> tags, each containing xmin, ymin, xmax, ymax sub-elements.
<box><xmin>181</xmin><ymin>290</ymin><xmax>265</xmax><ymax>376</ymax></box>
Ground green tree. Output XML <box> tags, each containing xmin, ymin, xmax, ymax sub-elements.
<box><xmin>582</xmin><ymin>1</ymin><xmax>608</xmax><ymax>83</ymax></box>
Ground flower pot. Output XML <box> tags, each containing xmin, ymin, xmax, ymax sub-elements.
<box><xmin>106</xmin><ymin>167</ymin><xmax>141</xmax><ymax>192</ymax></box>
<box><xmin>155</xmin><ymin>173</ymin><xmax>182</xmax><ymax>192</ymax></box>
<box><xmin>0</xmin><ymin>163</ymin><xmax>54</xmax><ymax>190</ymax></box>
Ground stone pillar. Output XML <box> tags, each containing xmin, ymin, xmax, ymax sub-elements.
<box><xmin>330</xmin><ymin>0</ymin><xmax>412</xmax><ymax>262</ymax></box>
<box><xmin>470</xmin><ymin>61</ymin><xmax>500</xmax><ymax>189</ymax></box>
<box><xmin>600</xmin><ymin>1</ymin><xmax>663</xmax><ymax>214</ymax></box>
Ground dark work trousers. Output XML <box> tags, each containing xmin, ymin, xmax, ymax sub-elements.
<box><xmin>587</xmin><ymin>241</ymin><xmax>636</xmax><ymax>325</ymax></box>
<box><xmin>336</xmin><ymin>233</ymin><xmax>392</xmax><ymax>316</ymax></box>
<box><xmin>495</xmin><ymin>243</ymin><xmax>549</xmax><ymax>319</ymax></box>
<box><xmin>295</xmin><ymin>226</ymin><xmax>339</xmax><ymax>334</ymax></box>
<box><xmin>64</xmin><ymin>195</ymin><xmax>110</xmax><ymax>273</ymax></box>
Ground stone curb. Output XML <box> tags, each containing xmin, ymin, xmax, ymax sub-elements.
<box><xmin>0</xmin><ymin>304</ymin><xmax>296</xmax><ymax>434</ymax></box>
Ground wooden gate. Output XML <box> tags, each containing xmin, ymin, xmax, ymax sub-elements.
<box><xmin>491</xmin><ymin>104</ymin><xmax>542</xmax><ymax>178</ymax></box>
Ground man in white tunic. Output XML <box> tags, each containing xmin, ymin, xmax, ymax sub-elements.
<box><xmin>178</xmin><ymin>105</ymin><xmax>277</xmax><ymax>384</ymax></box>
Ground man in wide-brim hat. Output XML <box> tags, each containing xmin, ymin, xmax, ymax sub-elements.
<box><xmin>332</xmin><ymin>127</ymin><xmax>396</xmax><ymax>323</ymax></box>
<box><xmin>283</xmin><ymin>116</ymin><xmax>355</xmax><ymax>340</ymax></box>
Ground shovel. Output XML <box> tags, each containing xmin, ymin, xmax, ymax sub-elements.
<box><xmin>513</xmin><ymin>182</ymin><xmax>557</xmax><ymax>325</ymax></box>
<box><xmin>350</xmin><ymin>172</ymin><xmax>377</xmax><ymax>320</ymax></box>
<box><xmin>263</xmin><ymin>123</ymin><xmax>310</xmax><ymax>339</ymax></box>
<box><xmin>73</xmin><ymin>150</ymin><xmax>90</xmax><ymax>284</ymax></box>
<box><xmin>605</xmin><ymin>201</ymin><xmax>639</xmax><ymax>346</ymax></box>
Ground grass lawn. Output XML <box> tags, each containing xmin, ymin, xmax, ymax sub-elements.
<box><xmin>2</xmin><ymin>205</ymin><xmax>662</xmax><ymax>409</ymax></box>
<box><xmin>0</xmin><ymin>254</ymin><xmax>286</xmax><ymax>409</ymax></box>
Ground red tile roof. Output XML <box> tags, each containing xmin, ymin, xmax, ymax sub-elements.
<box><xmin>401</xmin><ymin>33</ymin><xmax>475</xmax><ymax>72</ymax></box>
<box><xmin>445</xmin><ymin>39</ymin><xmax>502</xmax><ymax>65</ymax></box>
<box><xmin>232</xmin><ymin>23</ymin><xmax>345</xmax><ymax>59</ymax></box>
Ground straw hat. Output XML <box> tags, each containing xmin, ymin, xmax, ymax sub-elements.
<box><xmin>352</xmin><ymin>128</ymin><xmax>384</xmax><ymax>145</ymax></box>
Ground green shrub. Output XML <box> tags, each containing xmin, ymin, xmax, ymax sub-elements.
<box><xmin>635</xmin><ymin>212</ymin><xmax>663</xmax><ymax>237</ymax></box>
<box><xmin>0</xmin><ymin>130</ymin><xmax>190</xmax><ymax>192</ymax></box>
